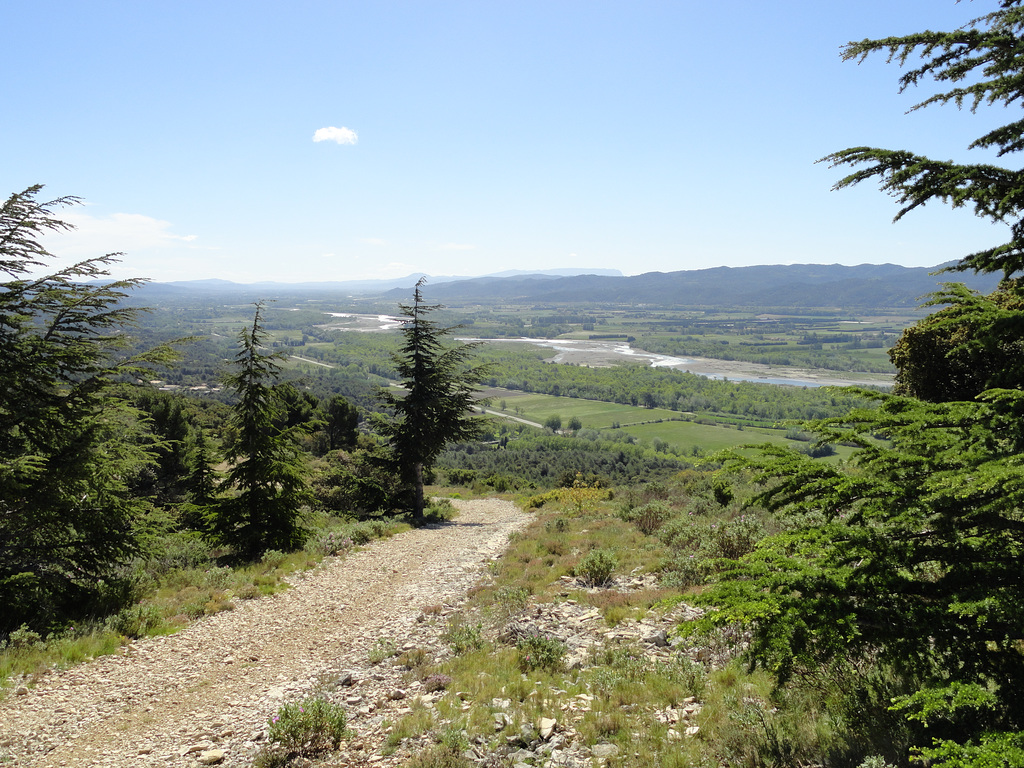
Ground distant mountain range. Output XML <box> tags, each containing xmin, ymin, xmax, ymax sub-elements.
<box><xmin>140</xmin><ymin>268</ymin><xmax>623</xmax><ymax>297</ymax></box>
<box><xmin>396</xmin><ymin>263</ymin><xmax>1003</xmax><ymax>308</ymax></box>
<box><xmin>136</xmin><ymin>263</ymin><xmax>1003</xmax><ymax>310</ymax></box>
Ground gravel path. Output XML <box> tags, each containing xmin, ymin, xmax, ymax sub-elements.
<box><xmin>0</xmin><ymin>499</ymin><xmax>530</xmax><ymax>768</ymax></box>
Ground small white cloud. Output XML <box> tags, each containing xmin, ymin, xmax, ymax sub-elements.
<box><xmin>313</xmin><ymin>126</ymin><xmax>358</xmax><ymax>145</ymax></box>
<box><xmin>433</xmin><ymin>242</ymin><xmax>476</xmax><ymax>251</ymax></box>
<box><xmin>360</xmin><ymin>237</ymin><xmax>388</xmax><ymax>246</ymax></box>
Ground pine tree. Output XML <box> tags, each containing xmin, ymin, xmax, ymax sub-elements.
<box><xmin>0</xmin><ymin>186</ymin><xmax>177</xmax><ymax>634</ymax></box>
<box><xmin>693</xmin><ymin>4</ymin><xmax>1024</xmax><ymax>763</ymax></box>
<box><xmin>376</xmin><ymin>279</ymin><xmax>489</xmax><ymax>519</ymax></box>
<box><xmin>824</xmin><ymin>1</ymin><xmax>1024</xmax><ymax>278</ymax></box>
<box><xmin>210</xmin><ymin>303</ymin><xmax>310</xmax><ymax>558</ymax></box>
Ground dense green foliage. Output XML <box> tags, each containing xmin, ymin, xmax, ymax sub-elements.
<box><xmin>477</xmin><ymin>344</ymin><xmax>870</xmax><ymax>419</ymax></box>
<box><xmin>691</xmin><ymin>4</ymin><xmax>1024</xmax><ymax>764</ymax></box>
<box><xmin>437</xmin><ymin>431</ymin><xmax>688</xmax><ymax>490</ymax></box>
<box><xmin>376</xmin><ymin>279</ymin><xmax>490</xmax><ymax>518</ymax></box>
<box><xmin>889</xmin><ymin>281</ymin><xmax>1024</xmax><ymax>401</ymax></box>
<box><xmin>209</xmin><ymin>304</ymin><xmax>311</xmax><ymax>558</ymax></box>
<box><xmin>0</xmin><ymin>187</ymin><xmax>177</xmax><ymax>635</ymax></box>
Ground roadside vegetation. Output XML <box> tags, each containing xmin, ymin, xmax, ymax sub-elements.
<box><xmin>363</xmin><ymin>471</ymin><xmax>892</xmax><ymax>768</ymax></box>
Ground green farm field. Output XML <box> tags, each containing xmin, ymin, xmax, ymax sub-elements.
<box><xmin>484</xmin><ymin>388</ymin><xmax>838</xmax><ymax>456</ymax></box>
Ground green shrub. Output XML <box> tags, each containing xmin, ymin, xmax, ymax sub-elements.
<box><xmin>347</xmin><ymin>522</ymin><xmax>378</xmax><ymax>545</ymax></box>
<box><xmin>492</xmin><ymin>585</ymin><xmax>530</xmax><ymax>617</ymax></box>
<box><xmin>397</xmin><ymin>647</ymin><xmax>429</xmax><ymax>669</ymax></box>
<box><xmin>516</xmin><ymin>632</ymin><xmax>566</xmax><ymax>672</ymax></box>
<box><xmin>620</xmin><ymin>501</ymin><xmax>672</xmax><ymax>535</ymax></box>
<box><xmin>260</xmin><ymin>550</ymin><xmax>288</xmax><ymax>569</ymax></box>
<box><xmin>267</xmin><ymin>696</ymin><xmax>351</xmax><ymax>755</ymax></box>
<box><xmin>368</xmin><ymin>638</ymin><xmax>398</xmax><ymax>664</ymax></box>
<box><xmin>204</xmin><ymin>564</ymin><xmax>236</xmax><ymax>588</ymax></box>
<box><xmin>442</xmin><ymin>615</ymin><xmax>484</xmax><ymax>654</ymax></box>
<box><xmin>105</xmin><ymin>604</ymin><xmax>163</xmax><ymax>638</ymax></box>
<box><xmin>445</xmin><ymin>468</ymin><xmax>477</xmax><ymax>486</ymax></box>
<box><xmin>4</xmin><ymin>624</ymin><xmax>43</xmax><ymax>650</ymax></box>
<box><xmin>148</xmin><ymin>531</ymin><xmax>211</xmax><ymax>574</ymax></box>
<box><xmin>424</xmin><ymin>499</ymin><xmax>457</xmax><ymax>522</ymax></box>
<box><xmin>251</xmin><ymin>746</ymin><xmax>292</xmax><ymax>768</ymax></box>
<box><xmin>574</xmin><ymin>548</ymin><xmax>618</xmax><ymax>586</ymax></box>
<box><xmin>315</xmin><ymin>531</ymin><xmax>354</xmax><ymax>556</ymax></box>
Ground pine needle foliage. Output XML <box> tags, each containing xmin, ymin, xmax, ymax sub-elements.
<box><xmin>824</xmin><ymin>0</ymin><xmax>1024</xmax><ymax>278</ymax></box>
<box><xmin>0</xmin><ymin>185</ymin><xmax>179</xmax><ymax>635</ymax></box>
<box><xmin>695</xmin><ymin>4</ymin><xmax>1024</xmax><ymax>763</ymax></box>
<box><xmin>376</xmin><ymin>278</ymin><xmax>490</xmax><ymax>519</ymax></box>
<box><xmin>210</xmin><ymin>303</ymin><xmax>310</xmax><ymax>558</ymax></box>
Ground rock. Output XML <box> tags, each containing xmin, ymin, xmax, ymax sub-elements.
<box><xmin>644</xmin><ymin>629</ymin><xmax>669</xmax><ymax>647</ymax></box>
<box><xmin>14</xmin><ymin>686</ymin><xmax>28</xmax><ymax>696</ymax></box>
<box><xmin>538</xmin><ymin>717</ymin><xmax>557</xmax><ymax>740</ymax></box>
<box><xmin>592</xmin><ymin>743</ymin><xmax>619</xmax><ymax>758</ymax></box>
<box><xmin>685</xmin><ymin>725</ymin><xmax>700</xmax><ymax>737</ymax></box>
<box><xmin>198</xmin><ymin>749</ymin><xmax>225</xmax><ymax>764</ymax></box>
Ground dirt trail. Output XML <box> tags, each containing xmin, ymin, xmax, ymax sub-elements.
<box><xmin>0</xmin><ymin>499</ymin><xmax>530</xmax><ymax>768</ymax></box>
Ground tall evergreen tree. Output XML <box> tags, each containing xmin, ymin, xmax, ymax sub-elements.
<box><xmin>210</xmin><ymin>303</ymin><xmax>310</xmax><ymax>558</ymax></box>
<box><xmin>0</xmin><ymin>186</ymin><xmax>176</xmax><ymax>634</ymax></box>
<box><xmin>695</xmin><ymin>4</ymin><xmax>1024</xmax><ymax>764</ymax></box>
<box><xmin>376</xmin><ymin>279</ymin><xmax>489</xmax><ymax>519</ymax></box>
<box><xmin>185</xmin><ymin>429</ymin><xmax>218</xmax><ymax>506</ymax></box>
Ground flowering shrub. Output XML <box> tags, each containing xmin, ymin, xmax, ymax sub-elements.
<box><xmin>317</xmin><ymin>531</ymin><xmax>354</xmax><ymax>557</ymax></box>
<box><xmin>516</xmin><ymin>632</ymin><xmax>566</xmax><ymax>672</ymax></box>
<box><xmin>268</xmin><ymin>696</ymin><xmax>351</xmax><ymax>754</ymax></box>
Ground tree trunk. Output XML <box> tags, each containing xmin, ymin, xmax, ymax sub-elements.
<box><xmin>413</xmin><ymin>461</ymin><xmax>425</xmax><ymax>523</ymax></box>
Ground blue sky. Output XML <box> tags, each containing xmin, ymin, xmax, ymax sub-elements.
<box><xmin>3</xmin><ymin>1</ymin><xmax>1010</xmax><ymax>283</ymax></box>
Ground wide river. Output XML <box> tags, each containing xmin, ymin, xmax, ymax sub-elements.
<box><xmin>460</xmin><ymin>336</ymin><xmax>893</xmax><ymax>389</ymax></box>
<box><xmin>314</xmin><ymin>313</ymin><xmax>892</xmax><ymax>389</ymax></box>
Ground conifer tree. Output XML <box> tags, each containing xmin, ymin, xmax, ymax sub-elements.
<box><xmin>376</xmin><ymin>279</ymin><xmax>489</xmax><ymax>520</ymax></box>
<box><xmin>210</xmin><ymin>303</ymin><xmax>310</xmax><ymax>557</ymax></box>
<box><xmin>695</xmin><ymin>4</ymin><xmax>1024</xmax><ymax>763</ymax></box>
<box><xmin>0</xmin><ymin>186</ymin><xmax>176</xmax><ymax>634</ymax></box>
<box><xmin>824</xmin><ymin>1</ymin><xmax>1024</xmax><ymax>278</ymax></box>
<box><xmin>325</xmin><ymin>394</ymin><xmax>360</xmax><ymax>451</ymax></box>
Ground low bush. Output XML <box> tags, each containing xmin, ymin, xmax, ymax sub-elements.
<box><xmin>574</xmin><ymin>549</ymin><xmax>618</xmax><ymax>586</ymax></box>
<box><xmin>442</xmin><ymin>615</ymin><xmax>484</xmax><ymax>654</ymax></box>
<box><xmin>620</xmin><ymin>501</ymin><xmax>672</xmax><ymax>535</ymax></box>
<box><xmin>516</xmin><ymin>631</ymin><xmax>566</xmax><ymax>672</ymax></box>
<box><xmin>368</xmin><ymin>638</ymin><xmax>398</xmax><ymax>664</ymax></box>
<box><xmin>267</xmin><ymin>695</ymin><xmax>351</xmax><ymax>755</ymax></box>
<box><xmin>105</xmin><ymin>604</ymin><xmax>163</xmax><ymax>639</ymax></box>
<box><xmin>315</xmin><ymin>531</ymin><xmax>354</xmax><ymax>556</ymax></box>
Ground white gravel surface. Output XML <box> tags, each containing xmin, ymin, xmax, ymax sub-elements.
<box><xmin>0</xmin><ymin>499</ymin><xmax>530</xmax><ymax>768</ymax></box>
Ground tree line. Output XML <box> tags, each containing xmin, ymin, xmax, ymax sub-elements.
<box><xmin>0</xmin><ymin>194</ymin><xmax>485</xmax><ymax>637</ymax></box>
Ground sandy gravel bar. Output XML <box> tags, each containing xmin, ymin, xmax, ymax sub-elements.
<box><xmin>0</xmin><ymin>499</ymin><xmax>530</xmax><ymax>768</ymax></box>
